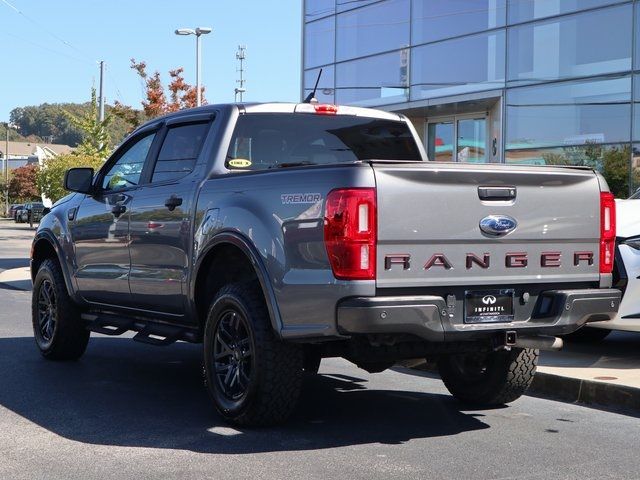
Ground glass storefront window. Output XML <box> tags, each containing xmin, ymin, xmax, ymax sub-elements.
<box><xmin>305</xmin><ymin>0</ymin><xmax>335</xmax><ymax>21</ymax></box>
<box><xmin>336</xmin><ymin>0</ymin><xmax>410</xmax><ymax>62</ymax></box>
<box><xmin>337</xmin><ymin>0</ymin><xmax>377</xmax><ymax>13</ymax></box>
<box><xmin>507</xmin><ymin>5</ymin><xmax>632</xmax><ymax>86</ymax></box>
<box><xmin>505</xmin><ymin>76</ymin><xmax>631</xmax><ymax>150</ymax></box>
<box><xmin>304</xmin><ymin>17</ymin><xmax>335</xmax><ymax>69</ymax></box>
<box><xmin>336</xmin><ymin>50</ymin><xmax>410</xmax><ymax>106</ymax></box>
<box><xmin>507</xmin><ymin>0</ymin><xmax>626</xmax><ymax>24</ymax></box>
<box><xmin>304</xmin><ymin>66</ymin><xmax>336</xmax><ymax>104</ymax></box>
<box><xmin>412</xmin><ymin>0</ymin><xmax>506</xmax><ymax>45</ymax></box>
<box><xmin>632</xmin><ymin>146</ymin><xmax>640</xmax><ymax>196</ymax></box>
<box><xmin>410</xmin><ymin>30</ymin><xmax>505</xmax><ymax>100</ymax></box>
<box><xmin>506</xmin><ymin>144</ymin><xmax>632</xmax><ymax>198</ymax></box>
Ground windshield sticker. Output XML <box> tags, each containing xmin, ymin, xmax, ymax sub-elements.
<box><xmin>281</xmin><ymin>193</ymin><xmax>322</xmax><ymax>205</ymax></box>
<box><xmin>228</xmin><ymin>158</ymin><xmax>252</xmax><ymax>168</ymax></box>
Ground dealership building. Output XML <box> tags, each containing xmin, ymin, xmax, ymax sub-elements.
<box><xmin>302</xmin><ymin>0</ymin><xmax>640</xmax><ymax>196</ymax></box>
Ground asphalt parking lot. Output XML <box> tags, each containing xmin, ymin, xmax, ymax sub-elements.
<box><xmin>1</xmin><ymin>219</ymin><xmax>639</xmax><ymax>479</ymax></box>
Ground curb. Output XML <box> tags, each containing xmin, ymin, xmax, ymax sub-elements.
<box><xmin>0</xmin><ymin>267</ymin><xmax>32</xmax><ymax>291</ymax></box>
<box><xmin>404</xmin><ymin>360</ymin><xmax>640</xmax><ymax>414</ymax></box>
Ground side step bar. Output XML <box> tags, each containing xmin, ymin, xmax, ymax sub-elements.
<box><xmin>81</xmin><ymin>312</ymin><xmax>200</xmax><ymax>346</ymax></box>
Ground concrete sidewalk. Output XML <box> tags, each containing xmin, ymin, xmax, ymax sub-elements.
<box><xmin>0</xmin><ymin>266</ymin><xmax>31</xmax><ymax>291</ymax></box>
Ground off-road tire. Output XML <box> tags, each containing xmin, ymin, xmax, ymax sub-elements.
<box><xmin>203</xmin><ymin>283</ymin><xmax>304</xmax><ymax>426</ymax></box>
<box><xmin>563</xmin><ymin>326</ymin><xmax>611</xmax><ymax>343</ymax></box>
<box><xmin>32</xmin><ymin>258</ymin><xmax>90</xmax><ymax>360</ymax></box>
<box><xmin>438</xmin><ymin>348</ymin><xmax>538</xmax><ymax>406</ymax></box>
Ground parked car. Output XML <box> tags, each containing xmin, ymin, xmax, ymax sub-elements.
<box><xmin>17</xmin><ymin>202</ymin><xmax>45</xmax><ymax>226</ymax></box>
<box><xmin>568</xmin><ymin>188</ymin><xmax>640</xmax><ymax>341</ymax></box>
<box><xmin>7</xmin><ymin>204</ymin><xmax>23</xmax><ymax>219</ymax></box>
<box><xmin>30</xmin><ymin>102</ymin><xmax>621</xmax><ymax>426</ymax></box>
<box><xmin>11</xmin><ymin>204</ymin><xmax>24</xmax><ymax>222</ymax></box>
<box><xmin>13</xmin><ymin>205</ymin><xmax>24</xmax><ymax>223</ymax></box>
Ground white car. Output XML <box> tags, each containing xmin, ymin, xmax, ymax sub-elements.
<box><xmin>571</xmin><ymin>189</ymin><xmax>640</xmax><ymax>341</ymax></box>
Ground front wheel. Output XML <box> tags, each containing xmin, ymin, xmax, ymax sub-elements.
<box><xmin>203</xmin><ymin>283</ymin><xmax>304</xmax><ymax>426</ymax></box>
<box><xmin>32</xmin><ymin>258</ymin><xmax>90</xmax><ymax>360</ymax></box>
<box><xmin>437</xmin><ymin>348</ymin><xmax>538</xmax><ymax>406</ymax></box>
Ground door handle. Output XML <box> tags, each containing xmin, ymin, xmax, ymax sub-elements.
<box><xmin>111</xmin><ymin>204</ymin><xmax>127</xmax><ymax>217</ymax></box>
<box><xmin>478</xmin><ymin>186</ymin><xmax>517</xmax><ymax>201</ymax></box>
<box><xmin>165</xmin><ymin>195</ymin><xmax>183</xmax><ymax>211</ymax></box>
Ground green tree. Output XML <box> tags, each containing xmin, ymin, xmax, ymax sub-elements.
<box><xmin>64</xmin><ymin>88</ymin><xmax>112</xmax><ymax>157</ymax></box>
<box><xmin>37</xmin><ymin>153</ymin><xmax>104</xmax><ymax>203</ymax></box>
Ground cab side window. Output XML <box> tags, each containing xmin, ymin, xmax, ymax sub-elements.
<box><xmin>102</xmin><ymin>132</ymin><xmax>156</xmax><ymax>191</ymax></box>
<box><xmin>151</xmin><ymin>123</ymin><xmax>209</xmax><ymax>183</ymax></box>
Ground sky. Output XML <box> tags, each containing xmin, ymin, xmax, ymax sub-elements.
<box><xmin>0</xmin><ymin>0</ymin><xmax>302</xmax><ymax>123</ymax></box>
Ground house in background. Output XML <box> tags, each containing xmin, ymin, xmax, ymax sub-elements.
<box><xmin>0</xmin><ymin>141</ymin><xmax>73</xmax><ymax>171</ymax></box>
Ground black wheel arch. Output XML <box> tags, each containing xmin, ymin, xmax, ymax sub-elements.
<box><xmin>192</xmin><ymin>231</ymin><xmax>283</xmax><ymax>338</ymax></box>
<box><xmin>31</xmin><ymin>231</ymin><xmax>77</xmax><ymax>301</ymax></box>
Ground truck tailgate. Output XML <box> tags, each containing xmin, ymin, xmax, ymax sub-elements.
<box><xmin>373</xmin><ymin>162</ymin><xmax>601</xmax><ymax>288</ymax></box>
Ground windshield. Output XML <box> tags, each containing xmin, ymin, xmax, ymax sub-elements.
<box><xmin>226</xmin><ymin>113</ymin><xmax>422</xmax><ymax>170</ymax></box>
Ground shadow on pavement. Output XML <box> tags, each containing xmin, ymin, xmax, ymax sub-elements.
<box><xmin>0</xmin><ymin>258</ymin><xmax>30</xmax><ymax>271</ymax></box>
<box><xmin>0</xmin><ymin>337</ymin><xmax>488</xmax><ymax>453</ymax></box>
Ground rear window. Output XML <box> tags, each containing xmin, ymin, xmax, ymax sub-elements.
<box><xmin>152</xmin><ymin>122</ymin><xmax>209</xmax><ymax>183</ymax></box>
<box><xmin>226</xmin><ymin>113</ymin><xmax>422</xmax><ymax>170</ymax></box>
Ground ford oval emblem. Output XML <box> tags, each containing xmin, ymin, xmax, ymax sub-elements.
<box><xmin>479</xmin><ymin>215</ymin><xmax>518</xmax><ymax>237</ymax></box>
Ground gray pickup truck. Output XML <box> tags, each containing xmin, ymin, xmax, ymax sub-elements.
<box><xmin>31</xmin><ymin>102</ymin><xmax>621</xmax><ymax>426</ymax></box>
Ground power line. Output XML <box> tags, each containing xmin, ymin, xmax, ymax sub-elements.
<box><xmin>0</xmin><ymin>0</ymin><xmax>95</xmax><ymax>62</ymax></box>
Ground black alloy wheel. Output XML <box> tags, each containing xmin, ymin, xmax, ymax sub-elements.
<box><xmin>213</xmin><ymin>308</ymin><xmax>253</xmax><ymax>401</ymax></box>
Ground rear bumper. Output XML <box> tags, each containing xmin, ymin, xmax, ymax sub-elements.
<box><xmin>336</xmin><ymin>288</ymin><xmax>621</xmax><ymax>341</ymax></box>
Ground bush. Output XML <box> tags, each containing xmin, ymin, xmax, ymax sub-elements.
<box><xmin>37</xmin><ymin>153</ymin><xmax>104</xmax><ymax>204</ymax></box>
<box><xmin>9</xmin><ymin>164</ymin><xmax>40</xmax><ymax>202</ymax></box>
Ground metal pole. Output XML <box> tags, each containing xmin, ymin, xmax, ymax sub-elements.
<box><xmin>5</xmin><ymin>126</ymin><xmax>8</xmax><ymax>216</ymax></box>
<box><xmin>196</xmin><ymin>34</ymin><xmax>202</xmax><ymax>107</ymax></box>
<box><xmin>98</xmin><ymin>60</ymin><xmax>105</xmax><ymax>122</ymax></box>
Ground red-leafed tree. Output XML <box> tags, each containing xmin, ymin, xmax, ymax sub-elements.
<box><xmin>114</xmin><ymin>59</ymin><xmax>205</xmax><ymax>132</ymax></box>
<box><xmin>9</xmin><ymin>164</ymin><xmax>40</xmax><ymax>201</ymax></box>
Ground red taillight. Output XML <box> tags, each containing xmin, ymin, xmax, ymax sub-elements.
<box><xmin>314</xmin><ymin>104</ymin><xmax>339</xmax><ymax>115</ymax></box>
<box><xmin>324</xmin><ymin>188</ymin><xmax>376</xmax><ymax>280</ymax></box>
<box><xmin>599</xmin><ymin>192</ymin><xmax>616</xmax><ymax>274</ymax></box>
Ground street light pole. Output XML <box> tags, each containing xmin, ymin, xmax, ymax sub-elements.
<box><xmin>175</xmin><ymin>27</ymin><xmax>212</xmax><ymax>107</ymax></box>
<box><xmin>4</xmin><ymin>124</ymin><xmax>8</xmax><ymax>216</ymax></box>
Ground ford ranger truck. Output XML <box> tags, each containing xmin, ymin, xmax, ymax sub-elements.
<box><xmin>30</xmin><ymin>102</ymin><xmax>621</xmax><ymax>426</ymax></box>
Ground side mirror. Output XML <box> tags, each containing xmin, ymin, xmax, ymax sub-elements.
<box><xmin>64</xmin><ymin>168</ymin><xmax>94</xmax><ymax>194</ymax></box>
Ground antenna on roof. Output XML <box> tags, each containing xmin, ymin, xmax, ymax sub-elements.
<box><xmin>303</xmin><ymin>68</ymin><xmax>323</xmax><ymax>104</ymax></box>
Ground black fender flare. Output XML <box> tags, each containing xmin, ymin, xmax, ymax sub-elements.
<box><xmin>31</xmin><ymin>230</ymin><xmax>78</xmax><ymax>301</ymax></box>
<box><xmin>191</xmin><ymin>231</ymin><xmax>283</xmax><ymax>337</ymax></box>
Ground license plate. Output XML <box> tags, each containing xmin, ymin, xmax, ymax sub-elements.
<box><xmin>464</xmin><ymin>290</ymin><xmax>515</xmax><ymax>324</ymax></box>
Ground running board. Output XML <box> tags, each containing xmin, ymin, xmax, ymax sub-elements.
<box><xmin>81</xmin><ymin>312</ymin><xmax>200</xmax><ymax>346</ymax></box>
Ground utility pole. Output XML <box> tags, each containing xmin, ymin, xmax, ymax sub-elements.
<box><xmin>235</xmin><ymin>45</ymin><xmax>247</xmax><ymax>103</ymax></box>
<box><xmin>4</xmin><ymin>124</ymin><xmax>8</xmax><ymax>216</ymax></box>
<box><xmin>98</xmin><ymin>60</ymin><xmax>105</xmax><ymax>122</ymax></box>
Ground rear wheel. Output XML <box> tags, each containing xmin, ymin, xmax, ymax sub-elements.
<box><xmin>438</xmin><ymin>348</ymin><xmax>538</xmax><ymax>406</ymax></box>
<box><xmin>32</xmin><ymin>258</ymin><xmax>90</xmax><ymax>360</ymax></box>
<box><xmin>203</xmin><ymin>283</ymin><xmax>304</xmax><ymax>426</ymax></box>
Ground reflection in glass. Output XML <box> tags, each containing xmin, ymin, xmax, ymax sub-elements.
<box><xmin>305</xmin><ymin>0</ymin><xmax>335</xmax><ymax>21</ymax></box>
<box><xmin>457</xmin><ymin>118</ymin><xmax>487</xmax><ymax>163</ymax></box>
<box><xmin>412</xmin><ymin>0</ymin><xmax>506</xmax><ymax>45</ymax></box>
<box><xmin>631</xmin><ymin>146</ymin><xmax>640</xmax><ymax>195</ymax></box>
<box><xmin>336</xmin><ymin>0</ymin><xmax>409</xmax><ymax>62</ymax></box>
<box><xmin>410</xmin><ymin>31</ymin><xmax>505</xmax><ymax>100</ymax></box>
<box><xmin>506</xmin><ymin>76</ymin><xmax>631</xmax><ymax>150</ymax></box>
<box><xmin>336</xmin><ymin>50</ymin><xmax>409</xmax><ymax>106</ymax></box>
<box><xmin>507</xmin><ymin>5</ymin><xmax>631</xmax><ymax>86</ymax></box>
<box><xmin>508</xmin><ymin>0</ymin><xmax>626</xmax><ymax>24</ymax></box>
<box><xmin>337</xmin><ymin>0</ymin><xmax>377</xmax><ymax>13</ymax></box>
<box><xmin>506</xmin><ymin>144</ymin><xmax>631</xmax><ymax>198</ymax></box>
<box><xmin>427</xmin><ymin>122</ymin><xmax>454</xmax><ymax>162</ymax></box>
<box><xmin>305</xmin><ymin>17</ymin><xmax>335</xmax><ymax>69</ymax></box>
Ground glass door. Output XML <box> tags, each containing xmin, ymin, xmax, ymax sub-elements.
<box><xmin>427</xmin><ymin>114</ymin><xmax>488</xmax><ymax>163</ymax></box>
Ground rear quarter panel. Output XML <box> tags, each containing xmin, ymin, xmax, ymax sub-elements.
<box><xmin>193</xmin><ymin>165</ymin><xmax>376</xmax><ymax>339</ymax></box>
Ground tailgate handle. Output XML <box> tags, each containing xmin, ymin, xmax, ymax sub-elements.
<box><xmin>478</xmin><ymin>186</ymin><xmax>517</xmax><ymax>201</ymax></box>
